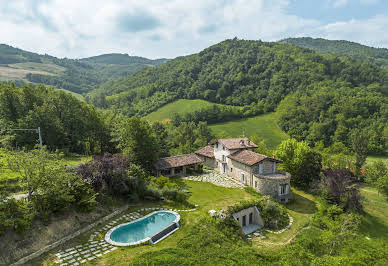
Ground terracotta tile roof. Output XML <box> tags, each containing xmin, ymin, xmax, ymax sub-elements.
<box><xmin>227</xmin><ymin>150</ymin><xmax>281</xmax><ymax>166</ymax></box>
<box><xmin>217</xmin><ymin>138</ymin><xmax>258</xmax><ymax>150</ymax></box>
<box><xmin>195</xmin><ymin>145</ymin><xmax>214</xmax><ymax>158</ymax></box>
<box><xmin>155</xmin><ymin>154</ymin><xmax>203</xmax><ymax>170</ymax></box>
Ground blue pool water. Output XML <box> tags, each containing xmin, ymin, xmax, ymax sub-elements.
<box><xmin>109</xmin><ymin>211</ymin><xmax>177</xmax><ymax>244</ymax></box>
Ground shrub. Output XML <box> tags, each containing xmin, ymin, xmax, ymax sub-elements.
<box><xmin>0</xmin><ymin>199</ymin><xmax>34</xmax><ymax>234</ymax></box>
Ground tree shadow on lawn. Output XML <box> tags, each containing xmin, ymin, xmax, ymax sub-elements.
<box><xmin>360</xmin><ymin>212</ymin><xmax>388</xmax><ymax>239</ymax></box>
<box><xmin>170</xmin><ymin>177</ymin><xmax>192</xmax><ymax>191</ymax></box>
<box><xmin>286</xmin><ymin>192</ymin><xmax>317</xmax><ymax>214</ymax></box>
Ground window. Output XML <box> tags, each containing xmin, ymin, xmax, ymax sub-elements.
<box><xmin>215</xmin><ymin>143</ymin><xmax>218</xmax><ymax>149</ymax></box>
<box><xmin>240</xmin><ymin>173</ymin><xmax>245</xmax><ymax>183</ymax></box>
<box><xmin>255</xmin><ymin>181</ymin><xmax>257</xmax><ymax>188</ymax></box>
<box><xmin>258</xmin><ymin>163</ymin><xmax>263</xmax><ymax>174</ymax></box>
<box><xmin>222</xmin><ymin>145</ymin><xmax>225</xmax><ymax>150</ymax></box>
<box><xmin>222</xmin><ymin>155</ymin><xmax>226</xmax><ymax>162</ymax></box>
<box><xmin>279</xmin><ymin>184</ymin><xmax>288</xmax><ymax>195</ymax></box>
<box><xmin>230</xmin><ymin>168</ymin><xmax>233</xmax><ymax>172</ymax></box>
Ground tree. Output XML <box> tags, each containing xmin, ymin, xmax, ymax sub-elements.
<box><xmin>322</xmin><ymin>169</ymin><xmax>363</xmax><ymax>213</ymax></box>
<box><xmin>351</xmin><ymin>129</ymin><xmax>369</xmax><ymax>177</ymax></box>
<box><xmin>375</xmin><ymin>174</ymin><xmax>388</xmax><ymax>197</ymax></box>
<box><xmin>6</xmin><ymin>149</ymin><xmax>55</xmax><ymax>201</ymax></box>
<box><xmin>295</xmin><ymin>150</ymin><xmax>322</xmax><ymax>188</ymax></box>
<box><xmin>364</xmin><ymin>160</ymin><xmax>387</xmax><ymax>185</ymax></box>
<box><xmin>114</xmin><ymin>117</ymin><xmax>159</xmax><ymax>172</ymax></box>
<box><xmin>152</xmin><ymin>121</ymin><xmax>171</xmax><ymax>157</ymax></box>
<box><xmin>250</xmin><ymin>135</ymin><xmax>271</xmax><ymax>156</ymax></box>
<box><xmin>275</xmin><ymin>139</ymin><xmax>322</xmax><ymax>187</ymax></box>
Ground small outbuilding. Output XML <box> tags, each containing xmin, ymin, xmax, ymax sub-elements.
<box><xmin>232</xmin><ymin>206</ymin><xmax>264</xmax><ymax>235</ymax></box>
<box><xmin>154</xmin><ymin>154</ymin><xmax>203</xmax><ymax>177</ymax></box>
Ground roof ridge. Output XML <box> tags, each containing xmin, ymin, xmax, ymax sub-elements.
<box><xmin>159</xmin><ymin>153</ymin><xmax>197</xmax><ymax>159</ymax></box>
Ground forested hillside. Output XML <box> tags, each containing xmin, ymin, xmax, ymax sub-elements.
<box><xmin>0</xmin><ymin>82</ymin><xmax>114</xmax><ymax>153</ymax></box>
<box><xmin>0</xmin><ymin>44</ymin><xmax>167</xmax><ymax>93</ymax></box>
<box><xmin>280</xmin><ymin>37</ymin><xmax>388</xmax><ymax>67</ymax></box>
<box><xmin>87</xmin><ymin>38</ymin><xmax>388</xmax><ymax>153</ymax></box>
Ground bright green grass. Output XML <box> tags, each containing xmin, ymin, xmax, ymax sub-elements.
<box><xmin>145</xmin><ymin>99</ymin><xmax>232</xmax><ymax>122</ymax></box>
<box><xmin>359</xmin><ymin>186</ymin><xmax>388</xmax><ymax>240</ymax></box>
<box><xmin>209</xmin><ymin>113</ymin><xmax>289</xmax><ymax>149</ymax></box>
<box><xmin>366</xmin><ymin>155</ymin><xmax>388</xmax><ymax>164</ymax></box>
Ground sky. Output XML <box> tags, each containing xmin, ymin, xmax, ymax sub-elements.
<box><xmin>0</xmin><ymin>0</ymin><xmax>387</xmax><ymax>59</ymax></box>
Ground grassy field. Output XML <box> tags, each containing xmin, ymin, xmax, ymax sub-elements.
<box><xmin>145</xmin><ymin>99</ymin><xmax>228</xmax><ymax>122</ymax></box>
<box><xmin>359</xmin><ymin>186</ymin><xmax>388</xmax><ymax>240</ymax></box>
<box><xmin>144</xmin><ymin>99</ymin><xmax>288</xmax><ymax>149</ymax></box>
<box><xmin>9</xmin><ymin>62</ymin><xmax>66</xmax><ymax>74</ymax></box>
<box><xmin>209</xmin><ymin>114</ymin><xmax>289</xmax><ymax>149</ymax></box>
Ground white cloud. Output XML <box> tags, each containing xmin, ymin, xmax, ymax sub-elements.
<box><xmin>0</xmin><ymin>0</ymin><xmax>386</xmax><ymax>59</ymax></box>
<box><xmin>331</xmin><ymin>0</ymin><xmax>349</xmax><ymax>8</ymax></box>
<box><xmin>310</xmin><ymin>15</ymin><xmax>388</xmax><ymax>48</ymax></box>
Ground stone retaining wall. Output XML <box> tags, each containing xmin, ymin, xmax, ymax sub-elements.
<box><xmin>10</xmin><ymin>205</ymin><xmax>131</xmax><ymax>266</ymax></box>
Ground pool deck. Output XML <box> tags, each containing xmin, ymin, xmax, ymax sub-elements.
<box><xmin>105</xmin><ymin>210</ymin><xmax>181</xmax><ymax>246</ymax></box>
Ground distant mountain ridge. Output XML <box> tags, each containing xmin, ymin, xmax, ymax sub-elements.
<box><xmin>279</xmin><ymin>37</ymin><xmax>388</xmax><ymax>67</ymax></box>
<box><xmin>80</xmin><ymin>53</ymin><xmax>168</xmax><ymax>65</ymax></box>
<box><xmin>0</xmin><ymin>44</ymin><xmax>168</xmax><ymax>93</ymax></box>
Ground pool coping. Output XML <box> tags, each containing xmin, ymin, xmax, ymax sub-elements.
<box><xmin>105</xmin><ymin>210</ymin><xmax>180</xmax><ymax>246</ymax></box>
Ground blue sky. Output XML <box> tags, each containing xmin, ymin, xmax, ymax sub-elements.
<box><xmin>0</xmin><ymin>0</ymin><xmax>387</xmax><ymax>59</ymax></box>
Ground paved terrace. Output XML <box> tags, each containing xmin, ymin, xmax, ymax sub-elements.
<box><xmin>183</xmin><ymin>169</ymin><xmax>245</xmax><ymax>188</ymax></box>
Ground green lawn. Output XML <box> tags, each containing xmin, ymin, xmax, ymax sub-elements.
<box><xmin>366</xmin><ymin>155</ymin><xmax>388</xmax><ymax>164</ymax></box>
<box><xmin>209</xmin><ymin>113</ymin><xmax>289</xmax><ymax>149</ymax></box>
<box><xmin>145</xmin><ymin>99</ymin><xmax>225</xmax><ymax>122</ymax></box>
<box><xmin>359</xmin><ymin>186</ymin><xmax>388</xmax><ymax>240</ymax></box>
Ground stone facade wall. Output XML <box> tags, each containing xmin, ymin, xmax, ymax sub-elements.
<box><xmin>254</xmin><ymin>173</ymin><xmax>291</xmax><ymax>201</ymax></box>
<box><xmin>262</xmin><ymin>160</ymin><xmax>275</xmax><ymax>174</ymax></box>
<box><xmin>197</xmin><ymin>155</ymin><xmax>216</xmax><ymax>168</ymax></box>
<box><xmin>233</xmin><ymin>206</ymin><xmax>264</xmax><ymax>227</ymax></box>
<box><xmin>227</xmin><ymin>159</ymin><xmax>253</xmax><ymax>186</ymax></box>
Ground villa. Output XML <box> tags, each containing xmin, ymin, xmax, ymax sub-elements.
<box><xmin>195</xmin><ymin>138</ymin><xmax>291</xmax><ymax>202</ymax></box>
<box><xmin>154</xmin><ymin>137</ymin><xmax>291</xmax><ymax>202</ymax></box>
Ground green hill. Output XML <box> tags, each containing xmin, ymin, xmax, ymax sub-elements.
<box><xmin>209</xmin><ymin>113</ymin><xmax>288</xmax><ymax>149</ymax></box>
<box><xmin>280</xmin><ymin>37</ymin><xmax>388</xmax><ymax>67</ymax></box>
<box><xmin>80</xmin><ymin>53</ymin><xmax>168</xmax><ymax>65</ymax></box>
<box><xmin>0</xmin><ymin>44</ymin><xmax>168</xmax><ymax>94</ymax></box>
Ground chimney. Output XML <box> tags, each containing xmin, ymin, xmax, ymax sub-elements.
<box><xmin>248</xmin><ymin>140</ymin><xmax>251</xmax><ymax>145</ymax></box>
<box><xmin>239</xmin><ymin>140</ymin><xmax>244</xmax><ymax>145</ymax></box>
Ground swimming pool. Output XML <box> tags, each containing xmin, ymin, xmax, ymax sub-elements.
<box><xmin>105</xmin><ymin>210</ymin><xmax>180</xmax><ymax>246</ymax></box>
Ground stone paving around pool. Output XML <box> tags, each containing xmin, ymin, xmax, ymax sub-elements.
<box><xmin>54</xmin><ymin>206</ymin><xmax>198</xmax><ymax>265</ymax></box>
<box><xmin>183</xmin><ymin>170</ymin><xmax>245</xmax><ymax>188</ymax></box>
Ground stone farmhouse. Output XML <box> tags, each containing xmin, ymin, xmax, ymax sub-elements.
<box><xmin>154</xmin><ymin>137</ymin><xmax>291</xmax><ymax>202</ymax></box>
<box><xmin>195</xmin><ymin>138</ymin><xmax>291</xmax><ymax>202</ymax></box>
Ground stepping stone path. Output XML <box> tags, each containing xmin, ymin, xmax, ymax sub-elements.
<box><xmin>54</xmin><ymin>206</ymin><xmax>199</xmax><ymax>265</ymax></box>
<box><xmin>183</xmin><ymin>170</ymin><xmax>245</xmax><ymax>188</ymax></box>
<box><xmin>265</xmin><ymin>215</ymin><xmax>293</xmax><ymax>234</ymax></box>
